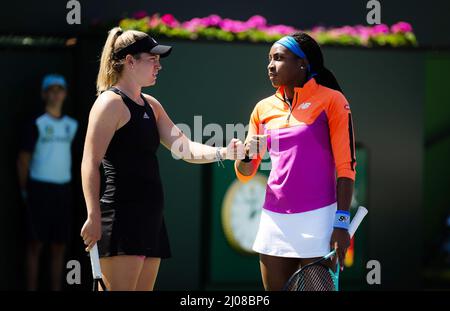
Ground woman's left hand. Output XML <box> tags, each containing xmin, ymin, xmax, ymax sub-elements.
<box><xmin>330</xmin><ymin>228</ymin><xmax>350</xmax><ymax>271</ymax></box>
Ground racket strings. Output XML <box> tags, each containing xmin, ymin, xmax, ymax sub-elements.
<box><xmin>285</xmin><ymin>264</ymin><xmax>337</xmax><ymax>291</ymax></box>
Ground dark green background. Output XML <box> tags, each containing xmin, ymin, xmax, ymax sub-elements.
<box><xmin>0</xmin><ymin>37</ymin><xmax>448</xmax><ymax>290</ymax></box>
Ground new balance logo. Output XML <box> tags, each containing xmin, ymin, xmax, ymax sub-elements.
<box><xmin>298</xmin><ymin>102</ymin><xmax>311</xmax><ymax>110</ymax></box>
<box><xmin>143</xmin><ymin>112</ymin><xmax>150</xmax><ymax>119</ymax></box>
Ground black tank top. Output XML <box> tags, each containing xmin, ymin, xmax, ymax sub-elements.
<box><xmin>100</xmin><ymin>87</ymin><xmax>163</xmax><ymax>207</ymax></box>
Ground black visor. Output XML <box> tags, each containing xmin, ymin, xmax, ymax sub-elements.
<box><xmin>114</xmin><ymin>36</ymin><xmax>172</xmax><ymax>60</ymax></box>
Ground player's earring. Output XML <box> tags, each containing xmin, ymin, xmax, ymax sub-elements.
<box><xmin>300</xmin><ymin>66</ymin><xmax>305</xmax><ymax>70</ymax></box>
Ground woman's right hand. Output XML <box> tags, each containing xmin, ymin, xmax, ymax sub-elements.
<box><xmin>245</xmin><ymin>134</ymin><xmax>269</xmax><ymax>159</ymax></box>
<box><xmin>80</xmin><ymin>214</ymin><xmax>102</xmax><ymax>252</ymax></box>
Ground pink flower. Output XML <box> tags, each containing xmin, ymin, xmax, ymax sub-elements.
<box><xmin>340</xmin><ymin>26</ymin><xmax>358</xmax><ymax>36</ymax></box>
<box><xmin>182</xmin><ymin>15</ymin><xmax>221</xmax><ymax>29</ymax></box>
<box><xmin>353</xmin><ymin>25</ymin><xmax>368</xmax><ymax>33</ymax></box>
<box><xmin>198</xmin><ymin>18</ymin><xmax>212</xmax><ymax>27</ymax></box>
<box><xmin>391</xmin><ymin>21</ymin><xmax>413</xmax><ymax>33</ymax></box>
<box><xmin>270</xmin><ymin>25</ymin><xmax>296</xmax><ymax>35</ymax></box>
<box><xmin>351</xmin><ymin>25</ymin><xmax>371</xmax><ymax>40</ymax></box>
<box><xmin>182</xmin><ymin>18</ymin><xmax>203</xmax><ymax>31</ymax></box>
<box><xmin>260</xmin><ymin>24</ymin><xmax>296</xmax><ymax>36</ymax></box>
<box><xmin>258</xmin><ymin>25</ymin><xmax>275</xmax><ymax>35</ymax></box>
<box><xmin>124</xmin><ymin>12</ymin><xmax>415</xmax><ymax>47</ymax></box>
<box><xmin>233</xmin><ymin>22</ymin><xmax>250</xmax><ymax>33</ymax></box>
<box><xmin>148</xmin><ymin>14</ymin><xmax>161</xmax><ymax>28</ymax></box>
<box><xmin>219</xmin><ymin>19</ymin><xmax>234</xmax><ymax>31</ymax></box>
<box><xmin>327</xmin><ymin>29</ymin><xmax>341</xmax><ymax>38</ymax></box>
<box><xmin>202</xmin><ymin>14</ymin><xmax>222</xmax><ymax>27</ymax></box>
<box><xmin>246</xmin><ymin>15</ymin><xmax>267</xmax><ymax>29</ymax></box>
<box><xmin>161</xmin><ymin>14</ymin><xmax>179</xmax><ymax>27</ymax></box>
<box><xmin>311</xmin><ymin>26</ymin><xmax>326</xmax><ymax>33</ymax></box>
<box><xmin>371</xmin><ymin>24</ymin><xmax>389</xmax><ymax>35</ymax></box>
<box><xmin>133</xmin><ymin>11</ymin><xmax>148</xmax><ymax>20</ymax></box>
<box><xmin>359</xmin><ymin>30</ymin><xmax>371</xmax><ymax>41</ymax></box>
<box><xmin>220</xmin><ymin>19</ymin><xmax>249</xmax><ymax>33</ymax></box>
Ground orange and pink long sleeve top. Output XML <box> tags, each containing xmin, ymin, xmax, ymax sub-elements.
<box><xmin>235</xmin><ymin>78</ymin><xmax>356</xmax><ymax>214</ymax></box>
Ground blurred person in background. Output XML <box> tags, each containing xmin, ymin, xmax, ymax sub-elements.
<box><xmin>17</xmin><ymin>74</ymin><xmax>78</xmax><ymax>290</ymax></box>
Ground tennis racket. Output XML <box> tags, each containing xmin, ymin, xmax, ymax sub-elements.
<box><xmin>283</xmin><ymin>206</ymin><xmax>368</xmax><ymax>291</ymax></box>
<box><xmin>89</xmin><ymin>243</ymin><xmax>107</xmax><ymax>291</ymax></box>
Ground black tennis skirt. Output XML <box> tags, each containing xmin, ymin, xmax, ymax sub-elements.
<box><xmin>97</xmin><ymin>200</ymin><xmax>171</xmax><ymax>259</ymax></box>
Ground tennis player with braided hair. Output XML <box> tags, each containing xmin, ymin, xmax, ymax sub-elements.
<box><xmin>80</xmin><ymin>27</ymin><xmax>244</xmax><ymax>291</ymax></box>
<box><xmin>235</xmin><ymin>32</ymin><xmax>357</xmax><ymax>291</ymax></box>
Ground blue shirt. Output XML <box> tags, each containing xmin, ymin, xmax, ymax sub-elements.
<box><xmin>22</xmin><ymin>113</ymin><xmax>78</xmax><ymax>184</ymax></box>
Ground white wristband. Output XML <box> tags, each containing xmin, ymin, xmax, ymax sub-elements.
<box><xmin>215</xmin><ymin>147</ymin><xmax>225</xmax><ymax>168</ymax></box>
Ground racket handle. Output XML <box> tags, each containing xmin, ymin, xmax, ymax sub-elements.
<box><xmin>89</xmin><ymin>243</ymin><xmax>102</xmax><ymax>279</ymax></box>
<box><xmin>348</xmin><ymin>206</ymin><xmax>368</xmax><ymax>238</ymax></box>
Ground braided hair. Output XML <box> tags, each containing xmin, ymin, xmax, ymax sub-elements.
<box><xmin>291</xmin><ymin>32</ymin><xmax>343</xmax><ymax>93</ymax></box>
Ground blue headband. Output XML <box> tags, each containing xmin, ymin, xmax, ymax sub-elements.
<box><xmin>275</xmin><ymin>36</ymin><xmax>317</xmax><ymax>79</ymax></box>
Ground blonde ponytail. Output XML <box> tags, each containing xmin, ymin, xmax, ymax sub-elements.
<box><xmin>96</xmin><ymin>27</ymin><xmax>124</xmax><ymax>95</ymax></box>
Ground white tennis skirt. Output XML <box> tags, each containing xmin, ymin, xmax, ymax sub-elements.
<box><xmin>252</xmin><ymin>202</ymin><xmax>337</xmax><ymax>258</ymax></box>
